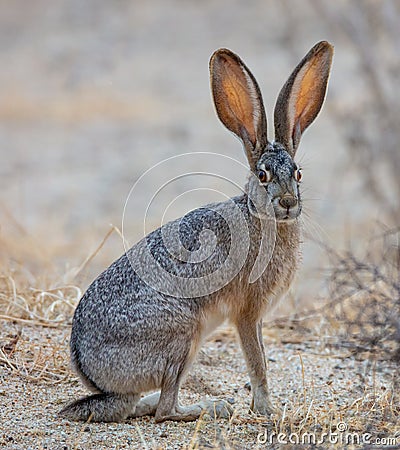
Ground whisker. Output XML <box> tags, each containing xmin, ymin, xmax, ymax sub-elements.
<box><xmin>300</xmin><ymin>209</ymin><xmax>332</xmax><ymax>245</ymax></box>
<box><xmin>301</xmin><ymin>197</ymin><xmax>322</xmax><ymax>202</ymax></box>
<box><xmin>299</xmin><ymin>186</ymin><xmax>321</xmax><ymax>200</ymax></box>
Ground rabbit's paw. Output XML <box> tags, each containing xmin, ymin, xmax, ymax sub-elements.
<box><xmin>250</xmin><ymin>399</ymin><xmax>278</xmax><ymax>417</ymax></box>
<box><xmin>200</xmin><ymin>398</ymin><xmax>234</xmax><ymax>419</ymax></box>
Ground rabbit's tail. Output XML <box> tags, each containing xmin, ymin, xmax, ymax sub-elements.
<box><xmin>59</xmin><ymin>392</ymin><xmax>139</xmax><ymax>422</ymax></box>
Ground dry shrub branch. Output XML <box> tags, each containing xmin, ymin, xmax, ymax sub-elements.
<box><xmin>327</xmin><ymin>227</ymin><xmax>400</xmax><ymax>362</ymax></box>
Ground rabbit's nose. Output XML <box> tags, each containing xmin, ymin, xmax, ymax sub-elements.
<box><xmin>279</xmin><ymin>195</ymin><xmax>297</xmax><ymax>209</ymax></box>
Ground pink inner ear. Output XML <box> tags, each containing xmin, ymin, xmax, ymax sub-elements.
<box><xmin>214</xmin><ymin>54</ymin><xmax>260</xmax><ymax>147</ymax></box>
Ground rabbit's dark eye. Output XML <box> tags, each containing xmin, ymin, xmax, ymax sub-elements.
<box><xmin>294</xmin><ymin>167</ymin><xmax>303</xmax><ymax>183</ymax></box>
<box><xmin>258</xmin><ymin>170</ymin><xmax>271</xmax><ymax>183</ymax></box>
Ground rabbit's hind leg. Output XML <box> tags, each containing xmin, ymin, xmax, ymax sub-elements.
<box><xmin>154</xmin><ymin>376</ymin><xmax>233</xmax><ymax>422</ymax></box>
<box><xmin>59</xmin><ymin>392</ymin><xmax>140</xmax><ymax>423</ymax></box>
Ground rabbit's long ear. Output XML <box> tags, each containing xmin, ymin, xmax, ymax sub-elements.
<box><xmin>210</xmin><ymin>49</ymin><xmax>268</xmax><ymax>171</ymax></box>
<box><xmin>274</xmin><ymin>41</ymin><xmax>333</xmax><ymax>157</ymax></box>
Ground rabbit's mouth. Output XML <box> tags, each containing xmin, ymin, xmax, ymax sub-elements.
<box><xmin>272</xmin><ymin>197</ymin><xmax>302</xmax><ymax>222</ymax></box>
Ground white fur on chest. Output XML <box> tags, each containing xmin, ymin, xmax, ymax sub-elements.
<box><xmin>199</xmin><ymin>303</ymin><xmax>230</xmax><ymax>343</ymax></box>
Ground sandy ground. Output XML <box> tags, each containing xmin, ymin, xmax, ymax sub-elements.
<box><xmin>1</xmin><ymin>318</ymin><xmax>399</xmax><ymax>450</ymax></box>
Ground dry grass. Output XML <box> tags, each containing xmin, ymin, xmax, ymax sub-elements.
<box><xmin>0</xmin><ymin>221</ymin><xmax>118</xmax><ymax>386</ymax></box>
<box><xmin>0</xmin><ymin>328</ymin><xmax>69</xmax><ymax>384</ymax></box>
<box><xmin>0</xmin><ymin>247</ymin><xmax>78</xmax><ymax>383</ymax></box>
<box><xmin>0</xmin><ymin>276</ymin><xmax>79</xmax><ymax>328</ymax></box>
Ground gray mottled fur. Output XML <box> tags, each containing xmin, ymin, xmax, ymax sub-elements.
<box><xmin>60</xmin><ymin>42</ymin><xmax>333</xmax><ymax>423</ymax></box>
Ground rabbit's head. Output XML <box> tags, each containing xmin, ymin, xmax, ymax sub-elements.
<box><xmin>210</xmin><ymin>42</ymin><xmax>333</xmax><ymax>222</ymax></box>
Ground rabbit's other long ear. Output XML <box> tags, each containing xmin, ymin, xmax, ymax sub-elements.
<box><xmin>210</xmin><ymin>49</ymin><xmax>268</xmax><ymax>171</ymax></box>
<box><xmin>274</xmin><ymin>41</ymin><xmax>333</xmax><ymax>157</ymax></box>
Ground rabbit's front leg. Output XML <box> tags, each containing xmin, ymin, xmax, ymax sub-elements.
<box><xmin>236</xmin><ymin>318</ymin><xmax>277</xmax><ymax>416</ymax></box>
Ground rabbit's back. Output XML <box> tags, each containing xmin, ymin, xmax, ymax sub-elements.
<box><xmin>70</xmin><ymin>195</ymin><xmax>252</xmax><ymax>393</ymax></box>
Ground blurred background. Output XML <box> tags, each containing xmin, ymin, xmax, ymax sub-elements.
<box><xmin>1</xmin><ymin>0</ymin><xmax>399</xmax><ymax>314</ymax></box>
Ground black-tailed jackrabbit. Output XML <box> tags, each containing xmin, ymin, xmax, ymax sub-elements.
<box><xmin>60</xmin><ymin>41</ymin><xmax>333</xmax><ymax>422</ymax></box>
